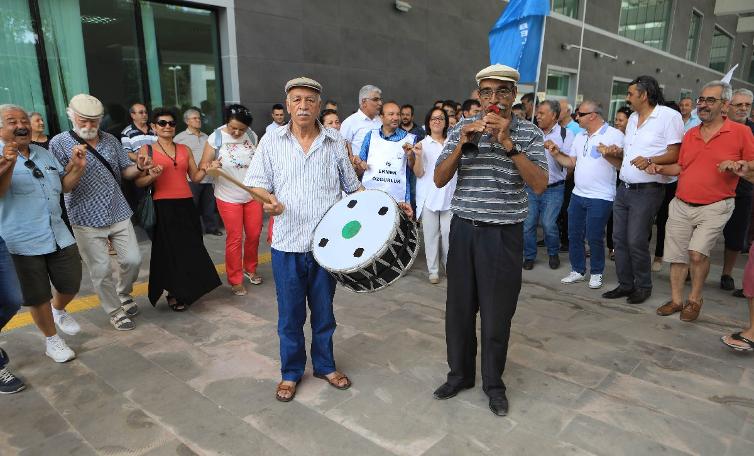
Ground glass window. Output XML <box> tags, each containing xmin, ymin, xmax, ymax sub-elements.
<box><xmin>140</xmin><ymin>1</ymin><xmax>223</xmax><ymax>131</ymax></box>
<box><xmin>608</xmin><ymin>80</ymin><xmax>629</xmax><ymax>123</ymax></box>
<box><xmin>749</xmin><ymin>51</ymin><xmax>754</xmax><ymax>84</ymax></box>
<box><xmin>708</xmin><ymin>27</ymin><xmax>733</xmax><ymax>73</ymax></box>
<box><xmin>685</xmin><ymin>10</ymin><xmax>702</xmax><ymax>62</ymax></box>
<box><xmin>619</xmin><ymin>0</ymin><xmax>673</xmax><ymax>51</ymax></box>
<box><xmin>546</xmin><ymin>71</ymin><xmax>571</xmax><ymax>98</ymax></box>
<box><xmin>553</xmin><ymin>0</ymin><xmax>579</xmax><ymax>19</ymax></box>
<box><xmin>740</xmin><ymin>45</ymin><xmax>748</xmax><ymax>79</ymax></box>
<box><xmin>0</xmin><ymin>0</ymin><xmax>48</xmax><ymax>124</ymax></box>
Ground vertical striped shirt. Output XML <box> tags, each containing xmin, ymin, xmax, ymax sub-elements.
<box><xmin>243</xmin><ymin>123</ymin><xmax>361</xmax><ymax>253</ymax></box>
<box><xmin>436</xmin><ymin>114</ymin><xmax>547</xmax><ymax>225</ymax></box>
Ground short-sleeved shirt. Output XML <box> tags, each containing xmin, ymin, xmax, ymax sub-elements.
<box><xmin>565</xmin><ymin>120</ymin><xmax>585</xmax><ymax>136</ymax></box>
<box><xmin>266</xmin><ymin>122</ymin><xmax>284</xmax><ymax>135</ymax></box>
<box><xmin>207</xmin><ymin>128</ymin><xmax>258</xmax><ymax>204</ymax></box>
<box><xmin>542</xmin><ymin>123</ymin><xmax>574</xmax><ymax>184</ymax></box>
<box><xmin>402</xmin><ymin>124</ymin><xmax>426</xmax><ymax>142</ymax></box>
<box><xmin>49</xmin><ymin>131</ymin><xmax>133</xmax><ymax>228</ymax></box>
<box><xmin>0</xmin><ymin>144</ymin><xmax>76</xmax><ymax>255</ymax></box>
<box><xmin>120</xmin><ymin>123</ymin><xmax>156</xmax><ymax>153</ymax></box>
<box><xmin>436</xmin><ymin>113</ymin><xmax>548</xmax><ymax>225</ymax></box>
<box><xmin>243</xmin><ymin>124</ymin><xmax>362</xmax><ymax>253</ymax></box>
<box><xmin>416</xmin><ymin>135</ymin><xmax>456</xmax><ymax>219</ymax></box>
<box><xmin>340</xmin><ymin>109</ymin><xmax>382</xmax><ymax>156</ymax></box>
<box><xmin>571</xmin><ymin>123</ymin><xmax>625</xmax><ymax>202</ymax></box>
<box><xmin>676</xmin><ymin>119</ymin><xmax>754</xmax><ymax>205</ymax></box>
<box><xmin>620</xmin><ymin>105</ymin><xmax>684</xmax><ymax>184</ymax></box>
<box><xmin>174</xmin><ymin>128</ymin><xmax>210</xmax><ymax>183</ymax></box>
<box><xmin>359</xmin><ymin>127</ymin><xmax>416</xmax><ymax>203</ymax></box>
<box><xmin>683</xmin><ymin>113</ymin><xmax>701</xmax><ymax>132</ymax></box>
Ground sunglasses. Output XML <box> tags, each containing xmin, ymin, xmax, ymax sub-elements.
<box><xmin>575</xmin><ymin>111</ymin><xmax>594</xmax><ymax>117</ymax></box>
<box><xmin>155</xmin><ymin>120</ymin><xmax>176</xmax><ymax>127</ymax></box>
<box><xmin>24</xmin><ymin>159</ymin><xmax>44</xmax><ymax>179</ymax></box>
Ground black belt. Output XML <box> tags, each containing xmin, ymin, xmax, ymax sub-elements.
<box><xmin>457</xmin><ymin>216</ymin><xmax>502</xmax><ymax>228</ymax></box>
<box><xmin>678</xmin><ymin>197</ymin><xmax>723</xmax><ymax>207</ymax></box>
<box><xmin>547</xmin><ymin>180</ymin><xmax>565</xmax><ymax>188</ymax></box>
<box><xmin>620</xmin><ymin>181</ymin><xmax>664</xmax><ymax>190</ymax></box>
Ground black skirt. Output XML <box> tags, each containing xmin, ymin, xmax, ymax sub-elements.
<box><xmin>148</xmin><ymin>198</ymin><xmax>221</xmax><ymax>306</ymax></box>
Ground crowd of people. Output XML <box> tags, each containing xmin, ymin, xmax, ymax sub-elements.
<box><xmin>0</xmin><ymin>64</ymin><xmax>753</xmax><ymax>419</ymax></box>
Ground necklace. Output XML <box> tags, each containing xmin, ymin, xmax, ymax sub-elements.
<box><xmin>156</xmin><ymin>141</ymin><xmax>177</xmax><ymax>167</ymax></box>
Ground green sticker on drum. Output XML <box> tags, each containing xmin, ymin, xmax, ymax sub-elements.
<box><xmin>342</xmin><ymin>220</ymin><xmax>361</xmax><ymax>239</ymax></box>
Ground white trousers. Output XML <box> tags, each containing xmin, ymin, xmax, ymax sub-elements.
<box><xmin>72</xmin><ymin>219</ymin><xmax>141</xmax><ymax>315</ymax></box>
<box><xmin>421</xmin><ymin>208</ymin><xmax>452</xmax><ymax>276</ymax></box>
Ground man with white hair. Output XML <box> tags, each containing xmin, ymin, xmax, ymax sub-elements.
<box><xmin>49</xmin><ymin>94</ymin><xmax>152</xmax><ymax>331</ymax></box>
<box><xmin>340</xmin><ymin>85</ymin><xmax>383</xmax><ymax>155</ymax></box>
<box><xmin>558</xmin><ymin>99</ymin><xmax>584</xmax><ymax>135</ymax></box>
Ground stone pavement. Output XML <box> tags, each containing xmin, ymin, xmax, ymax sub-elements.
<box><xmin>1</xmin><ymin>228</ymin><xmax>753</xmax><ymax>456</ymax></box>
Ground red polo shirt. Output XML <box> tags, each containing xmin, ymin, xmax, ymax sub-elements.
<box><xmin>676</xmin><ymin>119</ymin><xmax>754</xmax><ymax>205</ymax></box>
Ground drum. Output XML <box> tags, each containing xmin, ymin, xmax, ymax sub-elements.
<box><xmin>312</xmin><ymin>190</ymin><xmax>419</xmax><ymax>293</ymax></box>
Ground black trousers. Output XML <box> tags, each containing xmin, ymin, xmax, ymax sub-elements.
<box><xmin>444</xmin><ymin>216</ymin><xmax>522</xmax><ymax>397</ymax></box>
<box><xmin>189</xmin><ymin>182</ymin><xmax>220</xmax><ymax>233</ymax></box>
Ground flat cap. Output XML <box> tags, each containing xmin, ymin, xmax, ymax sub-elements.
<box><xmin>475</xmin><ymin>64</ymin><xmax>520</xmax><ymax>85</ymax></box>
<box><xmin>69</xmin><ymin>94</ymin><xmax>104</xmax><ymax>118</ymax></box>
<box><xmin>284</xmin><ymin>76</ymin><xmax>322</xmax><ymax>94</ymax></box>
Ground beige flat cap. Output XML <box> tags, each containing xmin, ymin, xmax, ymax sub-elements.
<box><xmin>69</xmin><ymin>94</ymin><xmax>104</xmax><ymax>118</ymax></box>
<box><xmin>475</xmin><ymin>64</ymin><xmax>520</xmax><ymax>85</ymax></box>
<box><xmin>284</xmin><ymin>76</ymin><xmax>322</xmax><ymax>94</ymax></box>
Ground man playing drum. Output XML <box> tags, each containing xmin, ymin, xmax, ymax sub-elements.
<box><xmin>243</xmin><ymin>77</ymin><xmax>363</xmax><ymax>402</ymax></box>
<box><xmin>433</xmin><ymin>64</ymin><xmax>548</xmax><ymax>416</ymax></box>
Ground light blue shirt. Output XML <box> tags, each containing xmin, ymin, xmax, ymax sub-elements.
<box><xmin>683</xmin><ymin>113</ymin><xmax>701</xmax><ymax>132</ymax></box>
<box><xmin>565</xmin><ymin>119</ymin><xmax>585</xmax><ymax>136</ymax></box>
<box><xmin>0</xmin><ymin>143</ymin><xmax>76</xmax><ymax>256</ymax></box>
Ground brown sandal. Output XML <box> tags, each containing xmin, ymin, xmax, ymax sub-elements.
<box><xmin>275</xmin><ymin>381</ymin><xmax>298</xmax><ymax>402</ymax></box>
<box><xmin>314</xmin><ymin>371</ymin><xmax>352</xmax><ymax>390</ymax></box>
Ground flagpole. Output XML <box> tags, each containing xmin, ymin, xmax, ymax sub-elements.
<box><xmin>574</xmin><ymin>0</ymin><xmax>587</xmax><ymax>105</ymax></box>
<box><xmin>532</xmin><ymin>13</ymin><xmax>548</xmax><ymax>108</ymax></box>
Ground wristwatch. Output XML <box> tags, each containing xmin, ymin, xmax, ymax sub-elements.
<box><xmin>505</xmin><ymin>144</ymin><xmax>521</xmax><ymax>158</ymax></box>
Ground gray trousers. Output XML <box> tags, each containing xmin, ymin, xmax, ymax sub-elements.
<box><xmin>612</xmin><ymin>184</ymin><xmax>665</xmax><ymax>291</ymax></box>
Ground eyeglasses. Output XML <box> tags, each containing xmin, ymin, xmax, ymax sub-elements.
<box><xmin>696</xmin><ymin>96</ymin><xmax>723</xmax><ymax>105</ymax></box>
<box><xmin>478</xmin><ymin>87</ymin><xmax>514</xmax><ymax>99</ymax></box>
<box><xmin>429</xmin><ymin>116</ymin><xmax>445</xmax><ymax>122</ymax></box>
<box><xmin>575</xmin><ymin>111</ymin><xmax>594</xmax><ymax>118</ymax></box>
<box><xmin>155</xmin><ymin>120</ymin><xmax>176</xmax><ymax>127</ymax></box>
<box><xmin>24</xmin><ymin>159</ymin><xmax>44</xmax><ymax>179</ymax></box>
<box><xmin>731</xmin><ymin>102</ymin><xmax>752</xmax><ymax>109</ymax></box>
<box><xmin>365</xmin><ymin>97</ymin><xmax>382</xmax><ymax>103</ymax></box>
<box><xmin>134</xmin><ymin>111</ymin><xmax>147</xmax><ymax>115</ymax></box>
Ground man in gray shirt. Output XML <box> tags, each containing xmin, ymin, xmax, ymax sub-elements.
<box><xmin>433</xmin><ymin>64</ymin><xmax>548</xmax><ymax>416</ymax></box>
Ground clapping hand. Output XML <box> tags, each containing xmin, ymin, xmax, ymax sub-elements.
<box><xmin>412</xmin><ymin>142</ymin><xmax>423</xmax><ymax>157</ymax></box>
<box><xmin>350</xmin><ymin>154</ymin><xmax>367</xmax><ymax>172</ymax></box>
<box><xmin>148</xmin><ymin>164</ymin><xmax>163</xmax><ymax>177</ymax></box>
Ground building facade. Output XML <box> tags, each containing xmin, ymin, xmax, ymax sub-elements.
<box><xmin>2</xmin><ymin>0</ymin><xmax>753</xmax><ymax>137</ymax></box>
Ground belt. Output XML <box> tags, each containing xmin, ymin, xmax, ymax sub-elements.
<box><xmin>547</xmin><ymin>180</ymin><xmax>565</xmax><ymax>188</ymax></box>
<box><xmin>620</xmin><ymin>181</ymin><xmax>664</xmax><ymax>190</ymax></box>
<box><xmin>457</xmin><ymin>216</ymin><xmax>502</xmax><ymax>228</ymax></box>
<box><xmin>677</xmin><ymin>197</ymin><xmax>723</xmax><ymax>207</ymax></box>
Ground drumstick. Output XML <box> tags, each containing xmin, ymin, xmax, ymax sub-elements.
<box><xmin>205</xmin><ymin>168</ymin><xmax>273</xmax><ymax>205</ymax></box>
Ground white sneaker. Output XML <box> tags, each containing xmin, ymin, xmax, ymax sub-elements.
<box><xmin>53</xmin><ymin>310</ymin><xmax>81</xmax><ymax>336</ymax></box>
<box><xmin>45</xmin><ymin>336</ymin><xmax>75</xmax><ymax>363</ymax></box>
<box><xmin>589</xmin><ymin>274</ymin><xmax>604</xmax><ymax>289</ymax></box>
<box><xmin>561</xmin><ymin>271</ymin><xmax>585</xmax><ymax>284</ymax></box>
<box><xmin>429</xmin><ymin>274</ymin><xmax>440</xmax><ymax>284</ymax></box>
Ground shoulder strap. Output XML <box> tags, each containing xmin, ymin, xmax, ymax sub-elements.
<box><xmin>560</xmin><ymin>125</ymin><xmax>567</xmax><ymax>141</ymax></box>
<box><xmin>213</xmin><ymin>127</ymin><xmax>224</xmax><ymax>149</ymax></box>
<box><xmin>69</xmin><ymin>130</ymin><xmax>118</xmax><ymax>182</ymax></box>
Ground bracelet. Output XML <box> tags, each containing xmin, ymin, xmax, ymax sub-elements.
<box><xmin>136</xmin><ymin>164</ymin><xmax>144</xmax><ymax>172</ymax></box>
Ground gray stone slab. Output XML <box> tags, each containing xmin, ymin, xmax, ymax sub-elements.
<box><xmin>507</xmin><ymin>343</ymin><xmax>611</xmax><ymax>389</ymax></box>
<box><xmin>17</xmin><ymin>431</ymin><xmax>97</xmax><ymax>456</ymax></box>
<box><xmin>420</xmin><ymin>434</ymin><xmax>497</xmax><ymax>456</ymax></box>
<box><xmin>0</xmin><ymin>389</ymin><xmax>70</xmax><ymax>452</ymax></box>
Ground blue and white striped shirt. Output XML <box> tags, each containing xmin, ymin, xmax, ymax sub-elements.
<box><xmin>244</xmin><ymin>123</ymin><xmax>361</xmax><ymax>253</ymax></box>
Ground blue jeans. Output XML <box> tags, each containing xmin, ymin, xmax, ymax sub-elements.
<box><xmin>0</xmin><ymin>236</ymin><xmax>23</xmax><ymax>362</ymax></box>
<box><xmin>524</xmin><ymin>184</ymin><xmax>565</xmax><ymax>259</ymax></box>
<box><xmin>271</xmin><ymin>249</ymin><xmax>337</xmax><ymax>382</ymax></box>
<box><xmin>567</xmin><ymin>194</ymin><xmax>613</xmax><ymax>275</ymax></box>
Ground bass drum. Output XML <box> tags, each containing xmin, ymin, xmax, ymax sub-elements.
<box><xmin>311</xmin><ymin>190</ymin><xmax>419</xmax><ymax>293</ymax></box>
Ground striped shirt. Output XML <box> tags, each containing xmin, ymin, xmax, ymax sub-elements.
<box><xmin>120</xmin><ymin>123</ymin><xmax>156</xmax><ymax>153</ymax></box>
<box><xmin>436</xmin><ymin>114</ymin><xmax>547</xmax><ymax>225</ymax></box>
<box><xmin>243</xmin><ymin>123</ymin><xmax>361</xmax><ymax>253</ymax></box>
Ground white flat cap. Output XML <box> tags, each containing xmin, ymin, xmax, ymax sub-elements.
<box><xmin>69</xmin><ymin>94</ymin><xmax>104</xmax><ymax>118</ymax></box>
<box><xmin>475</xmin><ymin>64</ymin><xmax>520</xmax><ymax>85</ymax></box>
<box><xmin>284</xmin><ymin>76</ymin><xmax>322</xmax><ymax>94</ymax></box>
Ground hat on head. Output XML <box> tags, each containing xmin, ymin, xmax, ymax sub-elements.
<box><xmin>284</xmin><ymin>77</ymin><xmax>322</xmax><ymax>94</ymax></box>
<box><xmin>475</xmin><ymin>64</ymin><xmax>520</xmax><ymax>85</ymax></box>
<box><xmin>68</xmin><ymin>94</ymin><xmax>104</xmax><ymax>119</ymax></box>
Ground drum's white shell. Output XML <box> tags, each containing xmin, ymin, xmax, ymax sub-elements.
<box><xmin>312</xmin><ymin>190</ymin><xmax>399</xmax><ymax>272</ymax></box>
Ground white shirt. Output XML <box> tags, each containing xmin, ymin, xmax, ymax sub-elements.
<box><xmin>416</xmin><ymin>136</ymin><xmax>456</xmax><ymax>219</ymax></box>
<box><xmin>207</xmin><ymin>129</ymin><xmax>257</xmax><ymax>204</ymax></box>
<box><xmin>620</xmin><ymin>105</ymin><xmax>683</xmax><ymax>184</ymax></box>
<box><xmin>243</xmin><ymin>124</ymin><xmax>362</xmax><ymax>253</ymax></box>
<box><xmin>572</xmin><ymin>123</ymin><xmax>624</xmax><ymax>202</ymax></box>
<box><xmin>266</xmin><ymin>121</ymin><xmax>283</xmax><ymax>134</ymax></box>
<box><xmin>542</xmin><ymin>123</ymin><xmax>575</xmax><ymax>184</ymax></box>
<box><xmin>340</xmin><ymin>109</ymin><xmax>382</xmax><ymax>155</ymax></box>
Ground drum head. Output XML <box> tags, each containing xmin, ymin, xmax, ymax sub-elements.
<box><xmin>312</xmin><ymin>190</ymin><xmax>399</xmax><ymax>272</ymax></box>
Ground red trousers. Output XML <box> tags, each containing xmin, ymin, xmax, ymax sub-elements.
<box><xmin>216</xmin><ymin>198</ymin><xmax>271</xmax><ymax>286</ymax></box>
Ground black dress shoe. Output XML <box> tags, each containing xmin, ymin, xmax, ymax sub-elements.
<box><xmin>433</xmin><ymin>382</ymin><xmax>473</xmax><ymax>400</ymax></box>
<box><xmin>627</xmin><ymin>288</ymin><xmax>651</xmax><ymax>304</ymax></box>
<box><xmin>488</xmin><ymin>394</ymin><xmax>509</xmax><ymax>416</ymax></box>
<box><xmin>721</xmin><ymin>275</ymin><xmax>735</xmax><ymax>291</ymax></box>
<box><xmin>523</xmin><ymin>259</ymin><xmax>534</xmax><ymax>270</ymax></box>
<box><xmin>601</xmin><ymin>286</ymin><xmax>635</xmax><ymax>299</ymax></box>
<box><xmin>548</xmin><ymin>255</ymin><xmax>560</xmax><ymax>269</ymax></box>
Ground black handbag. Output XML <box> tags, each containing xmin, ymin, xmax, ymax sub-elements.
<box><xmin>134</xmin><ymin>145</ymin><xmax>156</xmax><ymax>232</ymax></box>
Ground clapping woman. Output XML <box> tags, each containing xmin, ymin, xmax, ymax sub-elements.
<box><xmin>135</xmin><ymin>108</ymin><xmax>221</xmax><ymax>311</ymax></box>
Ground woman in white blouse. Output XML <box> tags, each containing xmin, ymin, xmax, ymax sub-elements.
<box><xmin>411</xmin><ymin>108</ymin><xmax>456</xmax><ymax>284</ymax></box>
<box><xmin>200</xmin><ymin>105</ymin><xmax>264</xmax><ymax>296</ymax></box>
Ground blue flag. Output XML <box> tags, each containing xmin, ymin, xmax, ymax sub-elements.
<box><xmin>489</xmin><ymin>0</ymin><xmax>550</xmax><ymax>83</ymax></box>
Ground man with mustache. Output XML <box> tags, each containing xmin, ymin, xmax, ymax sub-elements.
<box><xmin>0</xmin><ymin>104</ymin><xmax>86</xmax><ymax>371</ymax></box>
<box><xmin>49</xmin><ymin>94</ymin><xmax>152</xmax><ymax>331</ymax></box>
<box><xmin>648</xmin><ymin>81</ymin><xmax>754</xmax><ymax>321</ymax></box>
<box><xmin>244</xmin><ymin>77</ymin><xmax>363</xmax><ymax>403</ymax></box>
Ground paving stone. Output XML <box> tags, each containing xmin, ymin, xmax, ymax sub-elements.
<box><xmin>17</xmin><ymin>431</ymin><xmax>97</xmax><ymax>456</ymax></box>
<box><xmin>507</xmin><ymin>343</ymin><xmax>611</xmax><ymax>389</ymax></box>
<box><xmin>0</xmin><ymin>389</ymin><xmax>70</xmax><ymax>452</ymax></box>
